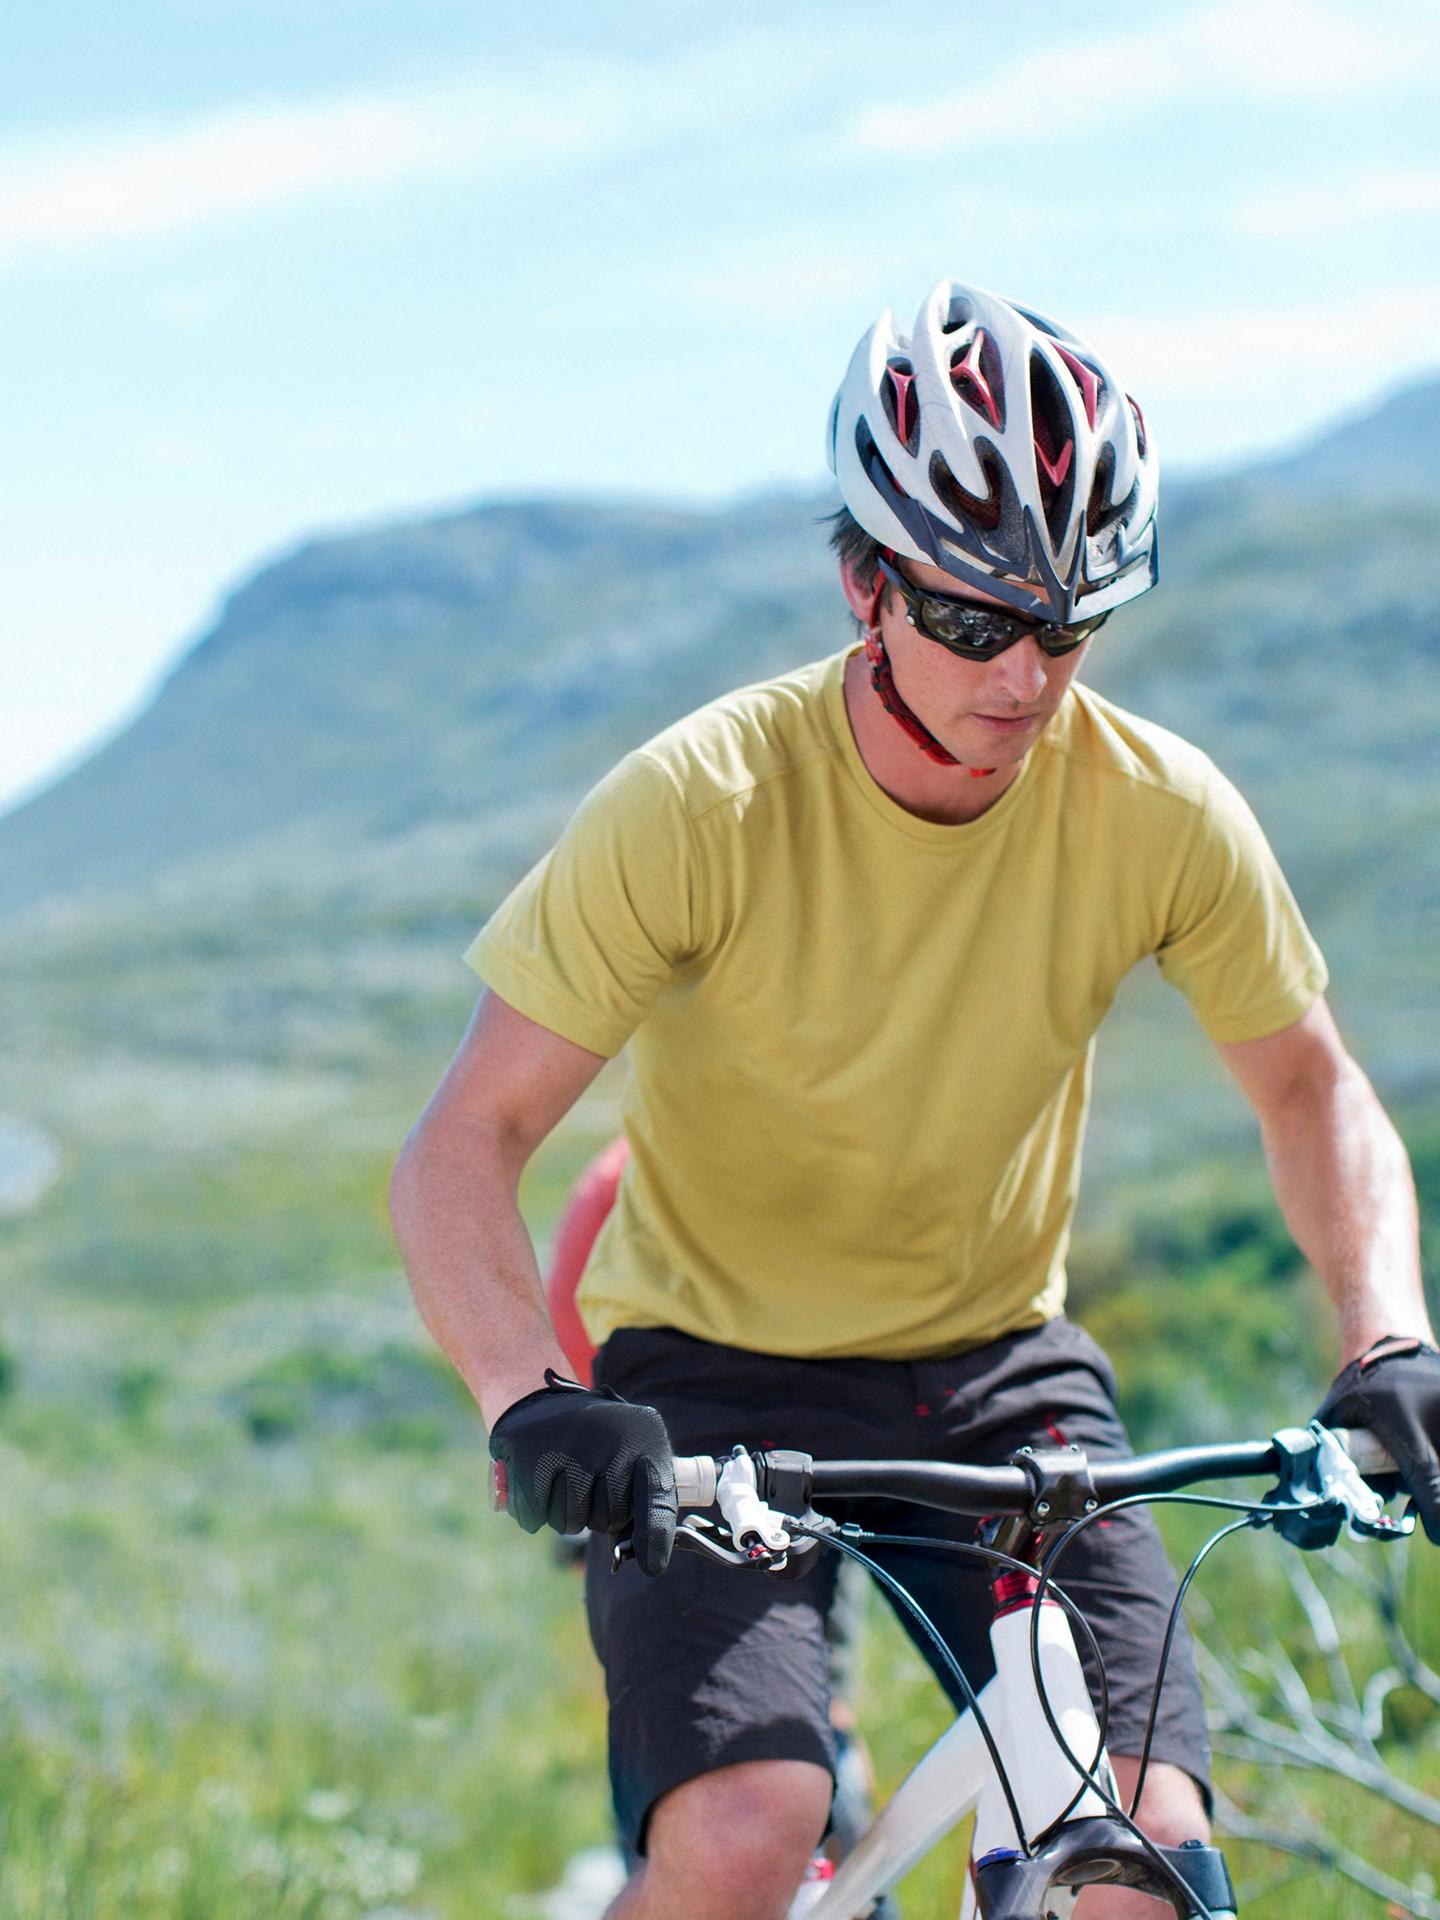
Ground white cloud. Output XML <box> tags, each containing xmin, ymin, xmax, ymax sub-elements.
<box><xmin>1237</xmin><ymin>169</ymin><xmax>1440</xmax><ymax>238</ymax></box>
<box><xmin>0</xmin><ymin>81</ymin><xmax>613</xmax><ymax>265</ymax></box>
<box><xmin>855</xmin><ymin>0</ymin><xmax>1440</xmax><ymax>154</ymax></box>
<box><xmin>1083</xmin><ymin>287</ymin><xmax>1440</xmax><ymax>465</ymax></box>
<box><xmin>0</xmin><ymin>54</ymin><xmax>735</xmax><ymax>270</ymax></box>
<box><xmin>1090</xmin><ymin>289</ymin><xmax>1440</xmax><ymax>393</ymax></box>
<box><xmin>681</xmin><ymin>255</ymin><xmax>877</xmax><ymax>323</ymax></box>
<box><xmin>0</xmin><ymin>23</ymin><xmax>894</xmax><ymax>274</ymax></box>
<box><xmin>1183</xmin><ymin>0</ymin><xmax>1403</xmax><ymax>94</ymax></box>
<box><xmin>857</xmin><ymin>40</ymin><xmax>1173</xmax><ymax>154</ymax></box>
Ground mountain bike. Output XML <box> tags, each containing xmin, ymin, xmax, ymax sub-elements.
<box><xmin>589</xmin><ymin>1420</ymin><xmax>1412</xmax><ymax>1919</ymax></box>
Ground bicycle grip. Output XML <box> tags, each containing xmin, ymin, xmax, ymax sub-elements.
<box><xmin>493</xmin><ymin>1457</ymin><xmax>714</xmax><ymax>1515</ymax></box>
<box><xmin>1335</xmin><ymin>1426</ymin><xmax>1394</xmax><ymax>1477</ymax></box>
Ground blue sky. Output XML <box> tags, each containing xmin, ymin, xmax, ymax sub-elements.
<box><xmin>6</xmin><ymin>0</ymin><xmax>1440</xmax><ymax>816</ymax></box>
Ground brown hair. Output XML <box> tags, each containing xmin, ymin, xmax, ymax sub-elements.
<box><xmin>824</xmin><ymin>504</ymin><xmax>884</xmax><ymax>590</ymax></box>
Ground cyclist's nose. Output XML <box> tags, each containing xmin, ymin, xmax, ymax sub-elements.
<box><xmin>986</xmin><ymin>636</ymin><xmax>1049</xmax><ymax>705</ymax></box>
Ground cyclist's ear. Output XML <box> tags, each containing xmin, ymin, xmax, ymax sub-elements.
<box><xmin>839</xmin><ymin>556</ymin><xmax>884</xmax><ymax>628</ymax></box>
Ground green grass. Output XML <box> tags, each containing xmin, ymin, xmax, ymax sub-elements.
<box><xmin>1</xmin><ymin>1111</ymin><xmax>1436</xmax><ymax>1915</ymax></box>
<box><xmin>0</xmin><ymin>1409</ymin><xmax>614</xmax><ymax>1919</ymax></box>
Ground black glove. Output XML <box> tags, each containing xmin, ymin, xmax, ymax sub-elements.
<box><xmin>488</xmin><ymin>1370</ymin><xmax>677</xmax><ymax>1576</ymax></box>
<box><xmin>1316</xmin><ymin>1336</ymin><xmax>1440</xmax><ymax>1543</ymax></box>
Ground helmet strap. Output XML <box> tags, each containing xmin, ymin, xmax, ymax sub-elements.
<box><xmin>841</xmin><ymin>558</ymin><xmax>995</xmax><ymax>777</ymax></box>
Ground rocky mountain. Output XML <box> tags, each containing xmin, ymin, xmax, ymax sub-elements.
<box><xmin>0</xmin><ymin>495</ymin><xmax>838</xmax><ymax>916</ymax></box>
<box><xmin>1237</xmin><ymin>372</ymin><xmax>1440</xmax><ymax>500</ymax></box>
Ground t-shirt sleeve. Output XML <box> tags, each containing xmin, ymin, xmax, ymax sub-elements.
<box><xmin>1155</xmin><ymin>768</ymin><xmax>1328</xmax><ymax>1043</ymax></box>
<box><xmin>463</xmin><ymin>749</ymin><xmax>709</xmax><ymax>1057</ymax></box>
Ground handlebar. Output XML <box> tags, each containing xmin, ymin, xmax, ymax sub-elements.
<box><xmin>491</xmin><ymin>1425</ymin><xmax>1403</xmax><ymax>1555</ymax></box>
<box><xmin>672</xmin><ymin>1427</ymin><xmax>1392</xmax><ymax>1518</ymax></box>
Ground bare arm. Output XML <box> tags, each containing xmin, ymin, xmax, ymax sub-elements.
<box><xmin>1216</xmin><ymin>997</ymin><xmax>1432</xmax><ymax>1365</ymax></box>
<box><xmin>389</xmin><ymin>989</ymin><xmax>609</xmax><ymax>1428</ymax></box>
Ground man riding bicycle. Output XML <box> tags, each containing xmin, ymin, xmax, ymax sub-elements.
<box><xmin>390</xmin><ymin>281</ymin><xmax>1440</xmax><ymax>1919</ymax></box>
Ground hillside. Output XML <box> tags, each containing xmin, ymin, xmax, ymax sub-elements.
<box><xmin>1237</xmin><ymin>372</ymin><xmax>1440</xmax><ymax>499</ymax></box>
<box><xmin>0</xmin><ymin>494</ymin><xmax>838</xmax><ymax>915</ymax></box>
<box><xmin>2</xmin><ymin>374</ymin><xmax>1439</xmax><ymax>928</ymax></box>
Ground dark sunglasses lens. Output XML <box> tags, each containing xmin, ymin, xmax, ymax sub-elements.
<box><xmin>886</xmin><ymin>557</ymin><xmax>1109</xmax><ymax>659</ymax></box>
<box><xmin>916</xmin><ymin>597</ymin><xmax>1016</xmax><ymax>656</ymax></box>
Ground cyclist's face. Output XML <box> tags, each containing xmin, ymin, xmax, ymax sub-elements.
<box><xmin>878</xmin><ymin>558</ymin><xmax>1092</xmax><ymax>767</ymax></box>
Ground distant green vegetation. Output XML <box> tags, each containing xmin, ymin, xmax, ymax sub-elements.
<box><xmin>1074</xmin><ymin>1113</ymin><xmax>1440</xmax><ymax>1449</ymax></box>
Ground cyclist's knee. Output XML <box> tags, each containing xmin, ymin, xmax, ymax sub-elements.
<box><xmin>1109</xmin><ymin>1755</ymin><xmax>1209</xmax><ymax>1845</ymax></box>
<box><xmin>639</xmin><ymin>1758</ymin><xmax>831</xmax><ymax>1918</ymax></box>
<box><xmin>1067</xmin><ymin>1760</ymin><xmax>1209</xmax><ymax>1918</ymax></box>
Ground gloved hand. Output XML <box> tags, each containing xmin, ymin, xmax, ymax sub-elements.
<box><xmin>488</xmin><ymin>1369</ymin><xmax>677</xmax><ymax>1575</ymax></box>
<box><xmin>1316</xmin><ymin>1336</ymin><xmax>1440</xmax><ymax>1543</ymax></box>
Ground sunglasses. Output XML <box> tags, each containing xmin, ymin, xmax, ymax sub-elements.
<box><xmin>876</xmin><ymin>555</ymin><xmax>1108</xmax><ymax>661</ymax></box>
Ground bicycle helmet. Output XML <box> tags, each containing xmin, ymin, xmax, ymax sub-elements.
<box><xmin>827</xmin><ymin>280</ymin><xmax>1158</xmax><ymax>623</ymax></box>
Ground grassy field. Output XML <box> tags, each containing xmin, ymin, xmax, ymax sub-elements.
<box><xmin>3</xmin><ymin>1099</ymin><xmax>1437</xmax><ymax>1919</ymax></box>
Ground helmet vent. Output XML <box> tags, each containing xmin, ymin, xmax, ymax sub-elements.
<box><xmin>1029</xmin><ymin>352</ymin><xmax>1078</xmax><ymax>547</ymax></box>
<box><xmin>1085</xmin><ymin>447</ymin><xmax>1118</xmax><ymax>535</ymax></box>
<box><xmin>1127</xmin><ymin>394</ymin><xmax>1147</xmax><ymax>457</ymax></box>
<box><xmin>930</xmin><ymin>448</ymin><xmax>1003</xmax><ymax>534</ymax></box>
<box><xmin>881</xmin><ymin>358</ymin><xmax>920</xmax><ymax>453</ymax></box>
<box><xmin>940</xmin><ymin>289</ymin><xmax>976</xmax><ymax>335</ymax></box>
<box><xmin>1054</xmin><ymin>344</ymin><xmax>1102</xmax><ymax>429</ymax></box>
<box><xmin>1013</xmin><ymin>303</ymin><xmax>1062</xmax><ymax>342</ymax></box>
<box><xmin>855</xmin><ymin>418</ymin><xmax>905</xmax><ymax>509</ymax></box>
<box><xmin>949</xmin><ymin>329</ymin><xmax>1005</xmax><ymax>430</ymax></box>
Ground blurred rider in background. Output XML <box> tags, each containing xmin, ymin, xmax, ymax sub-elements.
<box><xmin>391</xmin><ymin>280</ymin><xmax>1440</xmax><ymax>1920</ymax></box>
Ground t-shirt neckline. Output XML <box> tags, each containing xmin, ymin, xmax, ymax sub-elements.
<box><xmin>822</xmin><ymin>646</ymin><xmax>1044</xmax><ymax>847</ymax></box>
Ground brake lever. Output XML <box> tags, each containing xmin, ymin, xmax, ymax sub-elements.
<box><xmin>1267</xmin><ymin>1421</ymin><xmax>1414</xmax><ymax>1547</ymax></box>
<box><xmin>611</xmin><ymin>1515</ymin><xmax>792</xmax><ymax>1575</ymax></box>
<box><xmin>1311</xmin><ymin>1423</ymin><xmax>1414</xmax><ymax>1540</ymax></box>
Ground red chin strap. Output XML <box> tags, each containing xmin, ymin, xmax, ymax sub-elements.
<box><xmin>839</xmin><ymin>558</ymin><xmax>996</xmax><ymax>778</ymax></box>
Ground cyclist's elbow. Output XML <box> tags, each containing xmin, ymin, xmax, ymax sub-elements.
<box><xmin>388</xmin><ymin>1104</ymin><xmax>509</xmax><ymax>1248</ymax></box>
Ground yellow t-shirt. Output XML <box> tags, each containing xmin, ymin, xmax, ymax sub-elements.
<box><xmin>466</xmin><ymin>648</ymin><xmax>1327</xmax><ymax>1360</ymax></box>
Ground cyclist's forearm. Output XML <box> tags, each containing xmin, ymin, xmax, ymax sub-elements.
<box><xmin>389</xmin><ymin>1121</ymin><xmax>571</xmax><ymax>1428</ymax></box>
<box><xmin>1257</xmin><ymin>1057</ymin><xmax>1431</xmax><ymax>1363</ymax></box>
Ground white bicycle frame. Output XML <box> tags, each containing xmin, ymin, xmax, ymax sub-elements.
<box><xmin>795</xmin><ymin>1590</ymin><xmax>1237</xmax><ymax>1920</ymax></box>
<box><xmin>797</xmin><ymin>1594</ymin><xmax>1109</xmax><ymax>1919</ymax></box>
<box><xmin>679</xmin><ymin>1450</ymin><xmax>1146</xmax><ymax>1918</ymax></box>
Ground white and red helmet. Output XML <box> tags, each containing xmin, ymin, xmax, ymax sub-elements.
<box><xmin>827</xmin><ymin>280</ymin><xmax>1158</xmax><ymax>622</ymax></box>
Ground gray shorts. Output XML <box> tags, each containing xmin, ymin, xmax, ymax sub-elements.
<box><xmin>585</xmin><ymin>1317</ymin><xmax>1212</xmax><ymax>1855</ymax></box>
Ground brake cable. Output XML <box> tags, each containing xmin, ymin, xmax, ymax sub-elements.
<box><xmin>1020</xmin><ymin>1489</ymin><xmax>1324</xmax><ymax>1916</ymax></box>
<box><xmin>1125</xmin><ymin>1517</ymin><xmax>1253</xmax><ymax>1818</ymax></box>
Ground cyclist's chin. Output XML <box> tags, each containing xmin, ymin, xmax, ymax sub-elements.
<box><xmin>953</xmin><ymin>713</ymin><xmax>1043</xmax><ymax>763</ymax></box>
